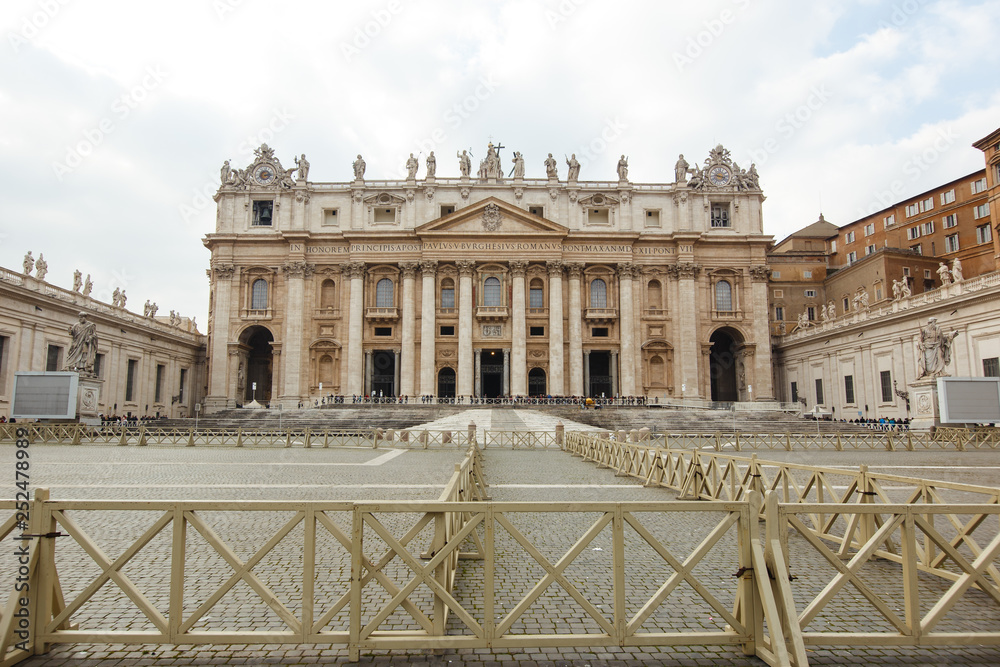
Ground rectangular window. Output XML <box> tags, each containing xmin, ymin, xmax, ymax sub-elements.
<box><xmin>374</xmin><ymin>207</ymin><xmax>397</xmax><ymax>224</ymax></box>
<box><xmin>440</xmin><ymin>286</ymin><xmax>455</xmax><ymax>309</ymax></box>
<box><xmin>977</xmin><ymin>224</ymin><xmax>993</xmax><ymax>244</ymax></box>
<box><xmin>847</xmin><ymin>251</ymin><xmax>857</xmax><ymax>263</ymax></box>
<box><xmin>880</xmin><ymin>370</ymin><xmax>892</xmax><ymax>403</ymax></box>
<box><xmin>865</xmin><ymin>244</ymin><xmax>877</xmax><ymax>256</ymax></box>
<box><xmin>910</xmin><ymin>244</ymin><xmax>922</xmax><ymax>255</ymax></box>
<box><xmin>945</xmin><ymin>234</ymin><xmax>960</xmax><ymax>253</ymax></box>
<box><xmin>94</xmin><ymin>353</ymin><xmax>104</xmax><ymax>379</ymax></box>
<box><xmin>773</xmin><ymin>289</ymin><xmax>784</xmax><ymax>298</ymax></box>
<box><xmin>907</xmin><ymin>226</ymin><xmax>921</xmax><ymax>240</ymax></box>
<box><xmin>844</xmin><ymin>375</ymin><xmax>855</xmax><ymax>404</ymax></box>
<box><xmin>322</xmin><ymin>209</ymin><xmax>339</xmax><ymax>226</ymax></box>
<box><xmin>645</xmin><ymin>210</ymin><xmax>661</xmax><ymax>227</ymax></box>
<box><xmin>790</xmin><ymin>381</ymin><xmax>798</xmax><ymax>403</ymax></box>
<box><xmin>905</xmin><ymin>203</ymin><xmax>918</xmax><ymax>217</ymax></box>
<box><xmin>941</xmin><ymin>189</ymin><xmax>955</xmax><ymax>205</ymax></box>
<box><xmin>774</xmin><ymin>306</ymin><xmax>784</xmax><ymax>321</ymax></box>
<box><xmin>592</xmin><ymin>327</ymin><xmax>609</xmax><ymax>337</ymax></box>
<box><xmin>710</xmin><ymin>204</ymin><xmax>730</xmax><ymax>227</ymax></box>
<box><xmin>815</xmin><ymin>378</ymin><xmax>824</xmax><ymax>405</ymax></box>
<box><xmin>923</xmin><ymin>220</ymin><xmax>935</xmax><ymax>234</ymax></box>
<box><xmin>807</xmin><ymin>306</ymin><xmax>816</xmax><ymax>321</ymax></box>
<box><xmin>843</xmin><ymin>297</ymin><xmax>849</xmax><ymax>312</ymax></box>
<box><xmin>829</xmin><ymin>240</ymin><xmax>837</xmax><ymax>253</ymax></box>
<box><xmin>374</xmin><ymin>327</ymin><xmax>392</xmax><ymax>337</ymax></box>
<box><xmin>126</xmin><ymin>359</ymin><xmax>138</xmax><ymax>402</ymax></box>
<box><xmin>803</xmin><ymin>270</ymin><xmax>812</xmax><ymax>278</ymax></box>
<box><xmin>528</xmin><ymin>206</ymin><xmax>544</xmax><ymax>217</ymax></box>
<box><xmin>924</xmin><ymin>269</ymin><xmax>932</xmax><ymax>279</ymax></box>
<box><xmin>845</xmin><ymin>231</ymin><xmax>855</xmax><ymax>243</ymax></box>
<box><xmin>440</xmin><ymin>205</ymin><xmax>455</xmax><ymax>216</ymax></box>
<box><xmin>974</xmin><ymin>203</ymin><xmax>991</xmax><ymax>219</ymax></box>
<box><xmin>771</xmin><ymin>270</ymin><xmax>781</xmax><ymax>279</ymax></box>
<box><xmin>529</xmin><ymin>326</ymin><xmax>545</xmax><ymax>336</ymax></box>
<box><xmin>984</xmin><ymin>357</ymin><xmax>1000</xmax><ymax>377</ymax></box>
<box><xmin>155</xmin><ymin>364</ymin><xmax>165</xmax><ymax>403</ymax></box>
<box><xmin>46</xmin><ymin>345</ymin><xmax>62</xmax><ymax>372</ymax></box>
<box><xmin>804</xmin><ymin>289</ymin><xmax>817</xmax><ymax>298</ymax></box>
<box><xmin>529</xmin><ymin>287</ymin><xmax>544</xmax><ymax>308</ymax></box>
<box><xmin>920</xmin><ymin>197</ymin><xmax>933</xmax><ymax>213</ymax></box>
<box><xmin>884</xmin><ymin>214</ymin><xmax>895</xmax><ymax>227</ymax></box>
<box><xmin>903</xmin><ymin>267</ymin><xmax>911</xmax><ymax>276</ymax></box>
<box><xmin>251</xmin><ymin>200</ymin><xmax>273</xmax><ymax>226</ymax></box>
<box><xmin>864</xmin><ymin>223</ymin><xmax>875</xmax><ymax>236</ymax></box>
<box><xmin>972</xmin><ymin>178</ymin><xmax>987</xmax><ymax>194</ymax></box>
<box><xmin>178</xmin><ymin>368</ymin><xmax>187</xmax><ymax>403</ymax></box>
<box><xmin>588</xmin><ymin>208</ymin><xmax>610</xmax><ymax>225</ymax></box>
<box><xmin>439</xmin><ymin>325</ymin><xmax>454</xmax><ymax>336</ymax></box>
<box><xmin>943</xmin><ymin>213</ymin><xmax>958</xmax><ymax>228</ymax></box>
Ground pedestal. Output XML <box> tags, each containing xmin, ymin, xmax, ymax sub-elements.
<box><xmin>77</xmin><ymin>376</ymin><xmax>104</xmax><ymax>426</ymax></box>
<box><xmin>908</xmin><ymin>378</ymin><xmax>940</xmax><ymax>432</ymax></box>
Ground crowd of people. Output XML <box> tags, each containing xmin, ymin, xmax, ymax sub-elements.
<box><xmin>288</xmin><ymin>394</ymin><xmax>654</xmax><ymax>408</ymax></box>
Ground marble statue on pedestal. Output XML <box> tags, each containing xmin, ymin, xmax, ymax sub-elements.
<box><xmin>544</xmin><ymin>153</ymin><xmax>558</xmax><ymax>179</ymax></box>
<box><xmin>82</xmin><ymin>275</ymin><xmax>93</xmax><ymax>297</ymax></box>
<box><xmin>352</xmin><ymin>155</ymin><xmax>366</xmax><ymax>181</ymax></box>
<box><xmin>425</xmin><ymin>151</ymin><xmax>436</xmax><ymax>178</ymax></box>
<box><xmin>35</xmin><ymin>254</ymin><xmax>47</xmax><ymax>280</ymax></box>
<box><xmin>294</xmin><ymin>154</ymin><xmax>309</xmax><ymax>181</ymax></box>
<box><xmin>937</xmin><ymin>262</ymin><xmax>952</xmax><ymax>285</ymax></box>
<box><xmin>565</xmin><ymin>154</ymin><xmax>580</xmax><ymax>181</ymax></box>
<box><xmin>917</xmin><ymin>317</ymin><xmax>959</xmax><ymax>379</ymax></box>
<box><xmin>66</xmin><ymin>312</ymin><xmax>98</xmax><ymax>376</ymax></box>
<box><xmin>617</xmin><ymin>155</ymin><xmax>629</xmax><ymax>181</ymax></box>
<box><xmin>22</xmin><ymin>252</ymin><xmax>33</xmax><ymax>275</ymax></box>
<box><xmin>675</xmin><ymin>155</ymin><xmax>689</xmax><ymax>183</ymax></box>
<box><xmin>457</xmin><ymin>150</ymin><xmax>471</xmax><ymax>178</ymax></box>
<box><xmin>73</xmin><ymin>270</ymin><xmax>82</xmax><ymax>292</ymax></box>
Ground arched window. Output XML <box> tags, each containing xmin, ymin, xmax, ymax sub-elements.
<box><xmin>251</xmin><ymin>279</ymin><xmax>268</xmax><ymax>310</ymax></box>
<box><xmin>320</xmin><ymin>279</ymin><xmax>336</xmax><ymax>309</ymax></box>
<box><xmin>440</xmin><ymin>278</ymin><xmax>455</xmax><ymax>308</ymax></box>
<box><xmin>376</xmin><ymin>278</ymin><xmax>394</xmax><ymax>307</ymax></box>
<box><xmin>484</xmin><ymin>277</ymin><xmax>501</xmax><ymax>307</ymax></box>
<box><xmin>647</xmin><ymin>279</ymin><xmax>662</xmax><ymax>309</ymax></box>
<box><xmin>319</xmin><ymin>354</ymin><xmax>334</xmax><ymax>385</ymax></box>
<box><xmin>650</xmin><ymin>355</ymin><xmax>665</xmax><ymax>386</ymax></box>
<box><xmin>529</xmin><ymin>278</ymin><xmax>544</xmax><ymax>308</ymax></box>
<box><xmin>590</xmin><ymin>278</ymin><xmax>607</xmax><ymax>308</ymax></box>
<box><xmin>715</xmin><ymin>280</ymin><xmax>733</xmax><ymax>311</ymax></box>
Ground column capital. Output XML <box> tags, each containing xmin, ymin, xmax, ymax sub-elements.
<box><xmin>749</xmin><ymin>265</ymin><xmax>771</xmax><ymax>282</ymax></box>
<box><xmin>564</xmin><ymin>262</ymin><xmax>585</xmax><ymax>279</ymax></box>
<box><xmin>667</xmin><ymin>262</ymin><xmax>701</xmax><ymax>279</ymax></box>
<box><xmin>617</xmin><ymin>262</ymin><xmax>636</xmax><ymax>279</ymax></box>
<box><xmin>546</xmin><ymin>260</ymin><xmax>564</xmax><ymax>276</ymax></box>
<box><xmin>419</xmin><ymin>259</ymin><xmax>438</xmax><ymax>275</ymax></box>
<box><xmin>343</xmin><ymin>261</ymin><xmax>366</xmax><ymax>280</ymax></box>
<box><xmin>399</xmin><ymin>261</ymin><xmax>419</xmax><ymax>278</ymax></box>
<box><xmin>509</xmin><ymin>260</ymin><xmax>528</xmax><ymax>277</ymax></box>
<box><xmin>281</xmin><ymin>261</ymin><xmax>314</xmax><ymax>278</ymax></box>
<box><xmin>457</xmin><ymin>260</ymin><xmax>476</xmax><ymax>276</ymax></box>
<box><xmin>701</xmin><ymin>343</ymin><xmax>714</xmax><ymax>356</ymax></box>
<box><xmin>212</xmin><ymin>263</ymin><xmax>236</xmax><ymax>279</ymax></box>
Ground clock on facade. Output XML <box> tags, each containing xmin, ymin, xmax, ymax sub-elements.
<box><xmin>254</xmin><ymin>164</ymin><xmax>276</xmax><ymax>185</ymax></box>
<box><xmin>708</xmin><ymin>166</ymin><xmax>732</xmax><ymax>186</ymax></box>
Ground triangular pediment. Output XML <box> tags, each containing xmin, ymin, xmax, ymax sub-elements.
<box><xmin>416</xmin><ymin>197</ymin><xmax>568</xmax><ymax>237</ymax></box>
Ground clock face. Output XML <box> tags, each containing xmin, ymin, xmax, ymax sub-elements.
<box><xmin>709</xmin><ymin>166</ymin><xmax>732</xmax><ymax>186</ymax></box>
<box><xmin>254</xmin><ymin>164</ymin><xmax>276</xmax><ymax>185</ymax></box>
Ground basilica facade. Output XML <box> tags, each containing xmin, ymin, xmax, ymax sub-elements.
<box><xmin>203</xmin><ymin>143</ymin><xmax>774</xmax><ymax>412</ymax></box>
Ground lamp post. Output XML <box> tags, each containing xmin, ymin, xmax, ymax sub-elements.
<box><xmin>195</xmin><ymin>402</ymin><xmax>201</xmax><ymax>432</ymax></box>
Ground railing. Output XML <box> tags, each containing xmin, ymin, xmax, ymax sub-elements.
<box><xmin>481</xmin><ymin>431</ymin><xmax>558</xmax><ymax>449</ymax></box>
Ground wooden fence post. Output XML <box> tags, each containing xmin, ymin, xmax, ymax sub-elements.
<box><xmin>187</xmin><ymin>428</ymin><xmax>195</xmax><ymax>447</ymax></box>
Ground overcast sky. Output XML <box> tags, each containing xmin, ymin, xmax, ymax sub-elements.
<box><xmin>2</xmin><ymin>0</ymin><xmax>998</xmax><ymax>325</ymax></box>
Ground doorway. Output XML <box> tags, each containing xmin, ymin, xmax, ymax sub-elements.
<box><xmin>588</xmin><ymin>351</ymin><xmax>612</xmax><ymax>398</ymax></box>
<box><xmin>371</xmin><ymin>350</ymin><xmax>396</xmax><ymax>397</ymax></box>
<box><xmin>479</xmin><ymin>349</ymin><xmax>504</xmax><ymax>398</ymax></box>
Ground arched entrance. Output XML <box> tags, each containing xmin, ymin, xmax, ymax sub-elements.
<box><xmin>242</xmin><ymin>326</ymin><xmax>274</xmax><ymax>404</ymax></box>
<box><xmin>587</xmin><ymin>351</ymin><xmax>613</xmax><ymax>398</ymax></box>
<box><xmin>479</xmin><ymin>349</ymin><xmax>504</xmax><ymax>398</ymax></box>
<box><xmin>709</xmin><ymin>328</ymin><xmax>742</xmax><ymax>403</ymax></box>
<box><xmin>371</xmin><ymin>350</ymin><xmax>396</xmax><ymax>397</ymax></box>
<box><xmin>437</xmin><ymin>367</ymin><xmax>456</xmax><ymax>398</ymax></box>
<box><xmin>528</xmin><ymin>367</ymin><xmax>547</xmax><ymax>396</ymax></box>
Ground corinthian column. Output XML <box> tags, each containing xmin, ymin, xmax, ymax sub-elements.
<box><xmin>457</xmin><ymin>260</ymin><xmax>475</xmax><ymax>398</ymax></box>
<box><xmin>399</xmin><ymin>262</ymin><xmax>418</xmax><ymax>398</ymax></box>
<box><xmin>617</xmin><ymin>263</ymin><xmax>636</xmax><ymax>396</ymax></box>
<box><xmin>419</xmin><ymin>260</ymin><xmax>438</xmax><ymax>396</ymax></box>
<box><xmin>565</xmin><ymin>262</ymin><xmax>584</xmax><ymax>396</ymax></box>
<box><xmin>280</xmin><ymin>261</ymin><xmax>313</xmax><ymax>402</ymax></box>
<box><xmin>547</xmin><ymin>261</ymin><xmax>565</xmax><ymax>395</ymax></box>
<box><xmin>345</xmin><ymin>261</ymin><xmax>366</xmax><ymax>396</ymax></box>
<box><xmin>509</xmin><ymin>260</ymin><xmax>528</xmax><ymax>396</ymax></box>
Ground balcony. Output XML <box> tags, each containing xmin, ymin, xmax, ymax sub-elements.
<box><xmin>527</xmin><ymin>307</ymin><xmax>549</xmax><ymax>317</ymax></box>
<box><xmin>365</xmin><ymin>307</ymin><xmax>399</xmax><ymax>322</ymax></box>
<box><xmin>314</xmin><ymin>307</ymin><xmax>341</xmax><ymax>319</ymax></box>
<box><xmin>712</xmin><ymin>309</ymin><xmax>744</xmax><ymax>321</ymax></box>
<box><xmin>437</xmin><ymin>307</ymin><xmax>457</xmax><ymax>317</ymax></box>
<box><xmin>475</xmin><ymin>306</ymin><xmax>509</xmax><ymax>322</ymax></box>
<box><xmin>240</xmin><ymin>308</ymin><xmax>272</xmax><ymax>321</ymax></box>
<box><xmin>643</xmin><ymin>308</ymin><xmax>668</xmax><ymax>320</ymax></box>
<box><xmin>585</xmin><ymin>308</ymin><xmax>618</xmax><ymax>323</ymax></box>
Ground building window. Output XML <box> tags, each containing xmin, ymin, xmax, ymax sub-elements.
<box><xmin>592</xmin><ymin>327</ymin><xmax>609</xmax><ymax>337</ymax></box>
<box><xmin>804</xmin><ymin>289</ymin><xmax>817</xmax><ymax>298</ymax></box>
<box><xmin>829</xmin><ymin>240</ymin><xmax>837</xmax><ymax>253</ymax></box>
<box><xmin>923</xmin><ymin>221</ymin><xmax>935</xmax><ymax>234</ymax></box>
<box><xmin>847</xmin><ymin>251</ymin><xmax>857</xmax><ymax>263</ymax></box>
<box><xmin>251</xmin><ymin>279</ymin><xmax>268</xmax><ymax>310</ymax></box>
<box><xmin>772</xmin><ymin>270</ymin><xmax>781</xmax><ymax>279</ymax></box>
<box><xmin>844</xmin><ymin>375</ymin><xmax>855</xmax><ymax>404</ymax></box>
<box><xmin>710</xmin><ymin>204</ymin><xmax>730</xmax><ymax>228</ymax></box>
<box><xmin>907</xmin><ymin>226</ymin><xmax>921</xmax><ymax>240</ymax></box>
<box><xmin>647</xmin><ymin>279</ymin><xmax>662</xmax><ymax>309</ymax></box>
<box><xmin>440</xmin><ymin>325</ymin><xmax>454</xmax><ymax>336</ymax></box>
<box><xmin>945</xmin><ymin>234</ymin><xmax>959</xmax><ymax>253</ymax></box>
<box><xmin>943</xmin><ymin>213</ymin><xmax>958</xmax><ymax>228</ymax></box>
<box><xmin>94</xmin><ymin>353</ymin><xmax>104</xmax><ymax>379</ymax></box>
<box><xmin>977</xmin><ymin>224</ymin><xmax>993</xmax><ymax>244</ymax></box>
<box><xmin>715</xmin><ymin>280</ymin><xmax>733</xmax><ymax>311</ymax></box>
<box><xmin>440</xmin><ymin>205</ymin><xmax>455</xmax><ymax>216</ymax></box>
<box><xmin>374</xmin><ymin>327</ymin><xmax>392</xmax><ymax>336</ymax></box>
<box><xmin>884</xmin><ymin>214</ymin><xmax>895</xmax><ymax>227</ymax></box>
<box><xmin>803</xmin><ymin>270</ymin><xmax>812</xmax><ymax>278</ymax></box>
<box><xmin>530</xmin><ymin>326</ymin><xmax>545</xmax><ymax>336</ymax></box>
<box><xmin>984</xmin><ymin>357</ymin><xmax>1000</xmax><ymax>377</ymax></box>
<box><xmin>774</xmin><ymin>306</ymin><xmax>784</xmax><ymax>320</ymax></box>
<box><xmin>790</xmin><ymin>381</ymin><xmax>798</xmax><ymax>403</ymax></box>
<box><xmin>179</xmin><ymin>368</ymin><xmax>187</xmax><ymax>403</ymax></box>
<box><xmin>529</xmin><ymin>278</ymin><xmax>544</xmax><ymax>308</ymax></box>
<box><xmin>773</xmin><ymin>289</ymin><xmax>783</xmax><ymax>298</ymax></box>
<box><xmin>322</xmin><ymin>209</ymin><xmax>339</xmax><ymax>226</ymax></box>
<box><xmin>440</xmin><ymin>279</ymin><xmax>455</xmax><ymax>309</ymax></box>
<box><xmin>483</xmin><ymin>276</ymin><xmax>502</xmax><ymax>307</ymax></box>
<box><xmin>941</xmin><ymin>189</ymin><xmax>956</xmax><ymax>205</ymax></box>
<box><xmin>865</xmin><ymin>244</ymin><xmax>876</xmax><ymax>256</ymax></box>
<box><xmin>374</xmin><ymin>207</ymin><xmax>397</xmax><ymax>224</ymax></box>
<box><xmin>252</xmin><ymin>200</ymin><xmax>273</xmax><ymax>226</ymax></box>
<box><xmin>588</xmin><ymin>208</ymin><xmax>610</xmax><ymax>225</ymax></box>
<box><xmin>46</xmin><ymin>344</ymin><xmax>62</xmax><ymax>372</ymax></box>
<box><xmin>845</xmin><ymin>231</ymin><xmax>855</xmax><ymax>243</ymax></box>
<box><xmin>126</xmin><ymin>359</ymin><xmax>138</xmax><ymax>402</ymax></box>
<box><xmin>974</xmin><ymin>203</ymin><xmax>991</xmax><ymax>220</ymax></box>
<box><xmin>864</xmin><ymin>223</ymin><xmax>875</xmax><ymax>236</ymax></box>
<box><xmin>924</xmin><ymin>269</ymin><xmax>932</xmax><ymax>279</ymax></box>
<box><xmin>528</xmin><ymin>205</ymin><xmax>544</xmax><ymax>217</ymax></box>
<box><xmin>589</xmin><ymin>279</ymin><xmax>607</xmax><ymax>308</ymax></box>
<box><xmin>880</xmin><ymin>370</ymin><xmax>892</xmax><ymax>403</ymax></box>
<box><xmin>972</xmin><ymin>178</ymin><xmax>987</xmax><ymax>194</ymax></box>
<box><xmin>910</xmin><ymin>244</ymin><xmax>922</xmax><ymax>255</ymax></box>
<box><xmin>376</xmin><ymin>278</ymin><xmax>394</xmax><ymax>308</ymax></box>
<box><xmin>645</xmin><ymin>210</ymin><xmax>661</xmax><ymax>227</ymax></box>
<box><xmin>155</xmin><ymin>364</ymin><xmax>165</xmax><ymax>403</ymax></box>
<box><xmin>815</xmin><ymin>379</ymin><xmax>824</xmax><ymax>405</ymax></box>
<box><xmin>807</xmin><ymin>306</ymin><xmax>816</xmax><ymax>321</ymax></box>
<box><xmin>843</xmin><ymin>297</ymin><xmax>849</xmax><ymax>312</ymax></box>
<box><xmin>320</xmin><ymin>279</ymin><xmax>337</xmax><ymax>309</ymax></box>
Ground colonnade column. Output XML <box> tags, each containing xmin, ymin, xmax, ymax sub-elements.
<box><xmin>675</xmin><ymin>263</ymin><xmax>702</xmax><ymax>398</ymax></box>
<box><xmin>474</xmin><ymin>348</ymin><xmax>482</xmax><ymax>397</ymax></box>
<box><xmin>566</xmin><ymin>262</ymin><xmax>584</xmax><ymax>396</ymax></box>
<box><xmin>583</xmin><ymin>350</ymin><xmax>591</xmax><ymax>397</ymax></box>
<box><xmin>207</xmin><ymin>264</ymin><xmax>235</xmax><ymax>409</ymax></box>
<box><xmin>617</xmin><ymin>263</ymin><xmax>636</xmax><ymax>396</ymax></box>
<box><xmin>749</xmin><ymin>265</ymin><xmax>775</xmax><ymax>400</ymax></box>
<box><xmin>364</xmin><ymin>350</ymin><xmax>373</xmax><ymax>395</ymax></box>
<box><xmin>611</xmin><ymin>351</ymin><xmax>619</xmax><ymax>396</ymax></box>
<box><xmin>399</xmin><ymin>262</ymin><xmax>418</xmax><ymax>397</ymax></box>
<box><xmin>393</xmin><ymin>350</ymin><xmax>401</xmax><ymax>397</ymax></box>
<box><xmin>547</xmin><ymin>261</ymin><xmax>565</xmax><ymax>395</ymax></box>
<box><xmin>502</xmin><ymin>349</ymin><xmax>510</xmax><ymax>396</ymax></box>
<box><xmin>457</xmin><ymin>260</ymin><xmax>475</xmax><ymax>398</ymax></box>
<box><xmin>345</xmin><ymin>261</ymin><xmax>366</xmax><ymax>396</ymax></box>
<box><xmin>280</xmin><ymin>261</ymin><xmax>311</xmax><ymax>402</ymax></box>
<box><xmin>419</xmin><ymin>260</ymin><xmax>438</xmax><ymax>396</ymax></box>
<box><xmin>509</xmin><ymin>261</ymin><xmax>528</xmax><ymax>396</ymax></box>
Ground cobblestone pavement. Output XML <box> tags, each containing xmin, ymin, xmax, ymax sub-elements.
<box><xmin>3</xmin><ymin>441</ymin><xmax>1000</xmax><ymax>665</ymax></box>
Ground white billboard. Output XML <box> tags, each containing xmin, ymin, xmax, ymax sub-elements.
<box><xmin>11</xmin><ymin>372</ymin><xmax>79</xmax><ymax>420</ymax></box>
<box><xmin>937</xmin><ymin>377</ymin><xmax>1000</xmax><ymax>424</ymax></box>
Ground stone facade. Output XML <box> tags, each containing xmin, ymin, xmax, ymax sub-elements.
<box><xmin>203</xmin><ymin>143</ymin><xmax>774</xmax><ymax>411</ymax></box>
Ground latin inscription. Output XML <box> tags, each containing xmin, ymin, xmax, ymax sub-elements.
<box><xmin>292</xmin><ymin>242</ymin><xmax>653</xmax><ymax>255</ymax></box>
